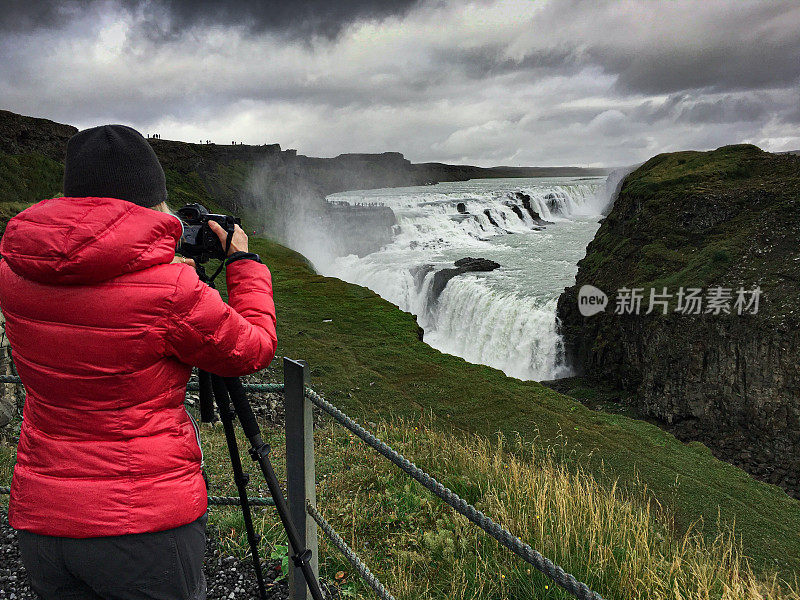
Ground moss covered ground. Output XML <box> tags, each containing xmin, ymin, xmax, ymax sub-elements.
<box><xmin>575</xmin><ymin>145</ymin><xmax>800</xmax><ymax>319</ymax></box>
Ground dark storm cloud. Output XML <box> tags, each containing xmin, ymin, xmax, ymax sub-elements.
<box><xmin>612</xmin><ymin>2</ymin><xmax>800</xmax><ymax>94</ymax></box>
<box><xmin>142</xmin><ymin>0</ymin><xmax>420</xmax><ymax>40</ymax></box>
<box><xmin>438</xmin><ymin>45</ymin><xmax>580</xmax><ymax>80</ymax></box>
<box><xmin>456</xmin><ymin>0</ymin><xmax>800</xmax><ymax>95</ymax></box>
<box><xmin>1</xmin><ymin>0</ymin><xmax>799</xmax><ymax>166</ymax></box>
<box><xmin>632</xmin><ymin>93</ymin><xmax>772</xmax><ymax>125</ymax></box>
<box><xmin>783</xmin><ymin>99</ymin><xmax>800</xmax><ymax>125</ymax></box>
<box><xmin>0</xmin><ymin>0</ymin><xmax>64</xmax><ymax>30</ymax></box>
<box><xmin>0</xmin><ymin>0</ymin><xmax>419</xmax><ymax>38</ymax></box>
<box><xmin>675</xmin><ymin>96</ymin><xmax>769</xmax><ymax>125</ymax></box>
<box><xmin>607</xmin><ymin>43</ymin><xmax>800</xmax><ymax>95</ymax></box>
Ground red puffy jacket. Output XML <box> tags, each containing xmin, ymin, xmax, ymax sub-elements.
<box><xmin>0</xmin><ymin>196</ymin><xmax>277</xmax><ymax>537</ymax></box>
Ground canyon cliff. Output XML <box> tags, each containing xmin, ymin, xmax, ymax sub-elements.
<box><xmin>556</xmin><ymin>145</ymin><xmax>800</xmax><ymax>492</ymax></box>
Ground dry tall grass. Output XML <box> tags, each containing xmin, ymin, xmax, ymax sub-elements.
<box><xmin>2</xmin><ymin>408</ymin><xmax>797</xmax><ymax>599</ymax></box>
<box><xmin>309</xmin><ymin>418</ymin><xmax>799</xmax><ymax>600</ymax></box>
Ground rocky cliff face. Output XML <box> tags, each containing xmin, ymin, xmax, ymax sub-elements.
<box><xmin>557</xmin><ymin>145</ymin><xmax>800</xmax><ymax>491</ymax></box>
<box><xmin>411</xmin><ymin>162</ymin><xmax>609</xmax><ymax>184</ymax></box>
<box><xmin>0</xmin><ymin>110</ymin><xmax>77</xmax><ymax>161</ymax></box>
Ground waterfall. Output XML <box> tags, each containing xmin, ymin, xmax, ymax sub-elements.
<box><xmin>321</xmin><ymin>177</ymin><xmax>608</xmax><ymax>381</ymax></box>
<box><xmin>600</xmin><ymin>165</ymin><xmax>639</xmax><ymax>215</ymax></box>
<box><xmin>424</xmin><ymin>278</ymin><xmax>569</xmax><ymax>380</ymax></box>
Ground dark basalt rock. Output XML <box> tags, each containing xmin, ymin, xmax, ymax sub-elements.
<box><xmin>514</xmin><ymin>192</ymin><xmax>554</xmax><ymax>225</ymax></box>
<box><xmin>483</xmin><ymin>209</ymin><xmax>500</xmax><ymax>227</ymax></box>
<box><xmin>456</xmin><ymin>202</ymin><xmax>468</xmax><ymax>214</ymax></box>
<box><xmin>453</xmin><ymin>257</ymin><xmax>501</xmax><ymax>271</ymax></box>
<box><xmin>509</xmin><ymin>204</ymin><xmax>526</xmax><ymax>221</ymax></box>
<box><xmin>543</xmin><ymin>192</ymin><xmax>561</xmax><ymax>213</ymax></box>
<box><xmin>429</xmin><ymin>257</ymin><xmax>500</xmax><ymax>302</ymax></box>
<box><xmin>0</xmin><ymin>109</ymin><xmax>77</xmax><ymax>161</ymax></box>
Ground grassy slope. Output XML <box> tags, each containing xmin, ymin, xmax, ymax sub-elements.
<box><xmin>193</xmin><ymin>418</ymin><xmax>798</xmax><ymax>599</ymax></box>
<box><xmin>220</xmin><ymin>236</ymin><xmax>800</xmax><ymax>577</ymax></box>
<box><xmin>0</xmin><ymin>152</ymin><xmax>64</xmax><ymax>234</ymax></box>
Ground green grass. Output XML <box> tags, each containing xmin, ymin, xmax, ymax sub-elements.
<box><xmin>0</xmin><ymin>152</ymin><xmax>63</xmax><ymax>205</ymax></box>
<box><xmin>0</xmin><ymin>152</ymin><xmax>63</xmax><ymax>234</ymax></box>
<box><xmin>163</xmin><ymin>162</ymin><xmax>252</xmax><ymax>217</ymax></box>
<box><xmin>218</xmin><ymin>235</ymin><xmax>800</xmax><ymax>579</ymax></box>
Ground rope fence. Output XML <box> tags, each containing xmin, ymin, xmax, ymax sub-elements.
<box><xmin>0</xmin><ymin>375</ymin><xmax>284</xmax><ymax>394</ymax></box>
<box><xmin>208</xmin><ymin>495</ymin><xmax>274</xmax><ymax>507</ymax></box>
<box><xmin>1</xmin><ymin>366</ymin><xmax>606</xmax><ymax>600</ymax></box>
<box><xmin>306</xmin><ymin>502</ymin><xmax>396</xmax><ymax>600</ymax></box>
<box><xmin>0</xmin><ymin>486</ymin><xmax>274</xmax><ymax>507</ymax></box>
<box><xmin>304</xmin><ymin>387</ymin><xmax>605</xmax><ymax>600</ymax></box>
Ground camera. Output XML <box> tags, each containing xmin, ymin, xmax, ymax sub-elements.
<box><xmin>175</xmin><ymin>203</ymin><xmax>241</xmax><ymax>263</ymax></box>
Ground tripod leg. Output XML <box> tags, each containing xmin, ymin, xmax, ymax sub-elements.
<box><xmin>210</xmin><ymin>376</ymin><xmax>269</xmax><ymax>600</ymax></box>
<box><xmin>198</xmin><ymin>369</ymin><xmax>216</xmax><ymax>423</ymax></box>
<box><xmin>249</xmin><ymin>443</ymin><xmax>327</xmax><ymax>600</ymax></box>
<box><xmin>222</xmin><ymin>377</ymin><xmax>326</xmax><ymax>600</ymax></box>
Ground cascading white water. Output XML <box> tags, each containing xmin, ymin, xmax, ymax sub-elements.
<box><xmin>426</xmin><ymin>279</ymin><xmax>566</xmax><ymax>380</ymax></box>
<box><xmin>318</xmin><ymin>176</ymin><xmax>612</xmax><ymax>381</ymax></box>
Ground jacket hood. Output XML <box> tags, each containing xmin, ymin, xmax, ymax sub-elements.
<box><xmin>0</xmin><ymin>197</ymin><xmax>183</xmax><ymax>284</ymax></box>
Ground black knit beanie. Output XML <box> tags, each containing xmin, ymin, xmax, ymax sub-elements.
<box><xmin>63</xmin><ymin>124</ymin><xmax>167</xmax><ymax>208</ymax></box>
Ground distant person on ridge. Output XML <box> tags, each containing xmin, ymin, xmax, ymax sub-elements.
<box><xmin>0</xmin><ymin>124</ymin><xmax>277</xmax><ymax>599</ymax></box>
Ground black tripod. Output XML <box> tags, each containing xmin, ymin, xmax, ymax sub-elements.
<box><xmin>194</xmin><ymin>263</ymin><xmax>325</xmax><ymax>600</ymax></box>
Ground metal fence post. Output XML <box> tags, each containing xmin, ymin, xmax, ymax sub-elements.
<box><xmin>0</xmin><ymin>313</ymin><xmax>19</xmax><ymax>427</ymax></box>
<box><xmin>284</xmin><ymin>358</ymin><xmax>319</xmax><ymax>600</ymax></box>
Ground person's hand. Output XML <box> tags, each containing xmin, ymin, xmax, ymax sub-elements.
<box><xmin>171</xmin><ymin>255</ymin><xmax>195</xmax><ymax>267</ymax></box>
<box><xmin>208</xmin><ymin>220</ymin><xmax>248</xmax><ymax>256</ymax></box>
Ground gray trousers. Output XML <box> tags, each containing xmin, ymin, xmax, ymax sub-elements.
<box><xmin>18</xmin><ymin>513</ymin><xmax>207</xmax><ymax>600</ymax></box>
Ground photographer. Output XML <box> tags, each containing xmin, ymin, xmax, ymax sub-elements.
<box><xmin>0</xmin><ymin>125</ymin><xmax>277</xmax><ymax>599</ymax></box>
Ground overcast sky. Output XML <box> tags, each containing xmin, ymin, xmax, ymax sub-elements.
<box><xmin>2</xmin><ymin>0</ymin><xmax>799</xmax><ymax>167</ymax></box>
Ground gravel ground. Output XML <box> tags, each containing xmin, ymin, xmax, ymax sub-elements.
<box><xmin>0</xmin><ymin>509</ymin><xmax>34</xmax><ymax>600</ymax></box>
<box><xmin>204</xmin><ymin>529</ymin><xmax>290</xmax><ymax>600</ymax></box>
<box><xmin>0</xmin><ymin>505</ymin><xmax>338</xmax><ymax>600</ymax></box>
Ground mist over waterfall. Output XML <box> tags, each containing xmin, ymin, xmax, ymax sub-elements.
<box><xmin>315</xmin><ymin>176</ymin><xmax>613</xmax><ymax>381</ymax></box>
